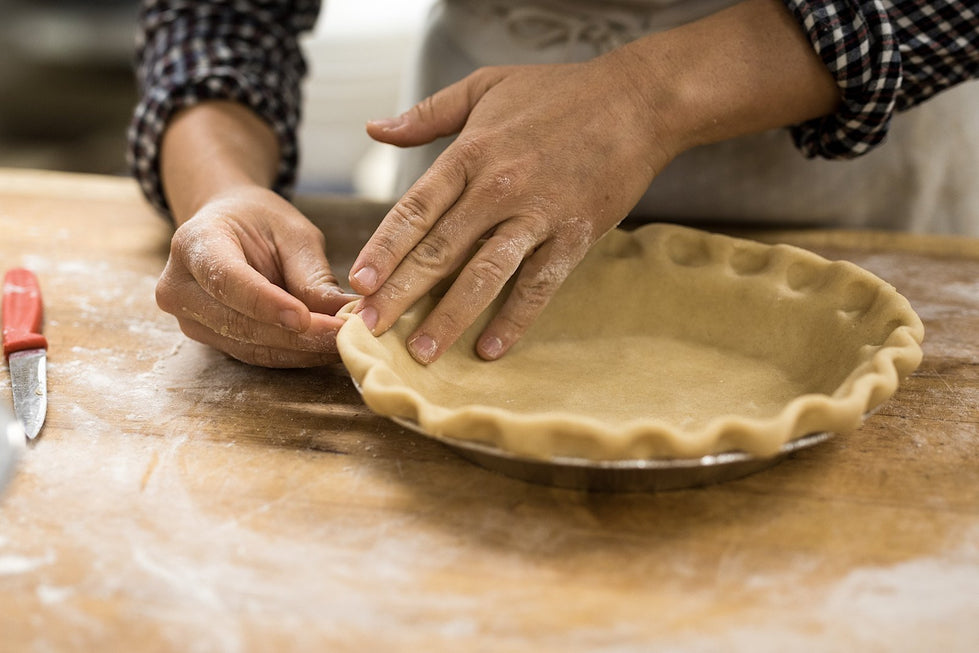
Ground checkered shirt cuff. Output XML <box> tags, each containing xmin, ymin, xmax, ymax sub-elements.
<box><xmin>783</xmin><ymin>0</ymin><xmax>903</xmax><ymax>159</ymax></box>
<box><xmin>127</xmin><ymin>0</ymin><xmax>320</xmax><ymax>217</ymax></box>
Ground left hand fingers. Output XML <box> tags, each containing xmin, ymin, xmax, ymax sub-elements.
<box><xmin>347</xmin><ymin>156</ymin><xmax>468</xmax><ymax>298</ymax></box>
<box><xmin>397</xmin><ymin>226</ymin><xmax>539</xmax><ymax>364</ymax></box>
<box><xmin>405</xmin><ymin>231</ymin><xmax>582</xmax><ymax>364</ymax></box>
<box><xmin>350</xmin><ymin>67</ymin><xmax>511</xmax><ymax>299</ymax></box>
<box><xmin>474</xmin><ymin>236</ymin><xmax>588</xmax><ymax>361</ymax></box>
<box><xmin>177</xmin><ymin>315</ymin><xmax>343</xmax><ymax>368</ymax></box>
<box><xmin>351</xmin><ymin>168</ymin><xmax>544</xmax><ymax>336</ymax></box>
<box><xmin>351</xmin><ymin>59</ymin><xmax>666</xmax><ymax>364</ymax></box>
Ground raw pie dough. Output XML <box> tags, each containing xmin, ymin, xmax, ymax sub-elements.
<box><xmin>337</xmin><ymin>224</ymin><xmax>924</xmax><ymax>461</ymax></box>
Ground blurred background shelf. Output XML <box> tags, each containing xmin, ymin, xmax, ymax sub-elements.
<box><xmin>0</xmin><ymin>0</ymin><xmax>137</xmax><ymax>175</ymax></box>
<box><xmin>0</xmin><ymin>0</ymin><xmax>433</xmax><ymax>198</ymax></box>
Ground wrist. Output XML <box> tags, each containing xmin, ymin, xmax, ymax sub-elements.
<box><xmin>607</xmin><ymin>0</ymin><xmax>840</xmax><ymax>157</ymax></box>
<box><xmin>161</xmin><ymin>100</ymin><xmax>280</xmax><ymax>225</ymax></box>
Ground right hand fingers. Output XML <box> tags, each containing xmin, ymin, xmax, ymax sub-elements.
<box><xmin>156</xmin><ymin>190</ymin><xmax>360</xmax><ymax>367</ymax></box>
<box><xmin>158</xmin><ymin>258</ymin><xmax>348</xmax><ymax>367</ymax></box>
<box><xmin>162</xmin><ymin>218</ymin><xmax>316</xmax><ymax>333</ymax></box>
<box><xmin>176</xmin><ymin>313</ymin><xmax>344</xmax><ymax>368</ymax></box>
<box><xmin>271</xmin><ymin>220</ymin><xmax>361</xmax><ymax>316</ymax></box>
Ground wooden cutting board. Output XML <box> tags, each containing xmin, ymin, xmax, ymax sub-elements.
<box><xmin>0</xmin><ymin>168</ymin><xmax>976</xmax><ymax>652</ymax></box>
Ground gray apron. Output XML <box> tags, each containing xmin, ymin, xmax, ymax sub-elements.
<box><xmin>393</xmin><ymin>0</ymin><xmax>979</xmax><ymax>235</ymax></box>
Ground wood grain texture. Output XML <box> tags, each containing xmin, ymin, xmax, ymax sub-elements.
<box><xmin>0</xmin><ymin>169</ymin><xmax>976</xmax><ymax>652</ymax></box>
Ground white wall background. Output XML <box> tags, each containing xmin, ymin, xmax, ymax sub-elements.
<box><xmin>297</xmin><ymin>0</ymin><xmax>436</xmax><ymax>199</ymax></box>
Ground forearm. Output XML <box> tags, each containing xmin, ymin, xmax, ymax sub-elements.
<box><xmin>128</xmin><ymin>0</ymin><xmax>320</xmax><ymax>217</ymax></box>
<box><xmin>610</xmin><ymin>0</ymin><xmax>840</xmax><ymax>157</ymax></box>
<box><xmin>160</xmin><ymin>101</ymin><xmax>280</xmax><ymax>226</ymax></box>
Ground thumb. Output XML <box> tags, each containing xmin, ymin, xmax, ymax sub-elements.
<box><xmin>366</xmin><ymin>68</ymin><xmax>504</xmax><ymax>146</ymax></box>
<box><xmin>283</xmin><ymin>247</ymin><xmax>359</xmax><ymax>316</ymax></box>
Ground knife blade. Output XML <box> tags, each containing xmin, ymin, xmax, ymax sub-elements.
<box><xmin>2</xmin><ymin>268</ymin><xmax>48</xmax><ymax>440</ymax></box>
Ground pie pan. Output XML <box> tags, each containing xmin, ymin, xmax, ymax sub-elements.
<box><xmin>337</xmin><ymin>224</ymin><xmax>925</xmax><ymax>490</ymax></box>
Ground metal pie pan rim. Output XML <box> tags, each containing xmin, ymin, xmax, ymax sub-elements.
<box><xmin>390</xmin><ymin>414</ymin><xmax>832</xmax><ymax>471</ymax></box>
<box><xmin>349</xmin><ymin>377</ymin><xmax>839</xmax><ymax>490</ymax></box>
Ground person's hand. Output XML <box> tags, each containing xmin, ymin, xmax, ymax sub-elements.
<box><xmin>350</xmin><ymin>53</ymin><xmax>672</xmax><ymax>365</ymax></box>
<box><xmin>156</xmin><ymin>185</ymin><xmax>358</xmax><ymax>367</ymax></box>
<box><xmin>348</xmin><ymin>0</ymin><xmax>840</xmax><ymax>367</ymax></box>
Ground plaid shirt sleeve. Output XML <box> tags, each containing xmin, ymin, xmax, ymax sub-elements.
<box><xmin>127</xmin><ymin>0</ymin><xmax>322</xmax><ymax>216</ymax></box>
<box><xmin>783</xmin><ymin>0</ymin><xmax>979</xmax><ymax>159</ymax></box>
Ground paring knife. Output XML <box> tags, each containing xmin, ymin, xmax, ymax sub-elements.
<box><xmin>2</xmin><ymin>268</ymin><xmax>48</xmax><ymax>439</ymax></box>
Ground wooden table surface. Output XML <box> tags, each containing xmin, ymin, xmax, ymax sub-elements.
<box><xmin>1</xmin><ymin>168</ymin><xmax>977</xmax><ymax>652</ymax></box>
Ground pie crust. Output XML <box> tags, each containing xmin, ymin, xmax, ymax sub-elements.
<box><xmin>337</xmin><ymin>224</ymin><xmax>924</xmax><ymax>461</ymax></box>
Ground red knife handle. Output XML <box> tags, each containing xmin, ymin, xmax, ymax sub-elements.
<box><xmin>3</xmin><ymin>268</ymin><xmax>48</xmax><ymax>359</ymax></box>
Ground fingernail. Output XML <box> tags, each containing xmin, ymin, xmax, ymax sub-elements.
<box><xmin>358</xmin><ymin>305</ymin><xmax>379</xmax><ymax>332</ymax></box>
<box><xmin>480</xmin><ymin>336</ymin><xmax>504</xmax><ymax>360</ymax></box>
<box><xmin>352</xmin><ymin>265</ymin><xmax>378</xmax><ymax>291</ymax></box>
<box><xmin>408</xmin><ymin>334</ymin><xmax>438</xmax><ymax>364</ymax></box>
<box><xmin>279</xmin><ymin>309</ymin><xmax>303</xmax><ymax>332</ymax></box>
<box><xmin>368</xmin><ymin>115</ymin><xmax>405</xmax><ymax>131</ymax></box>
